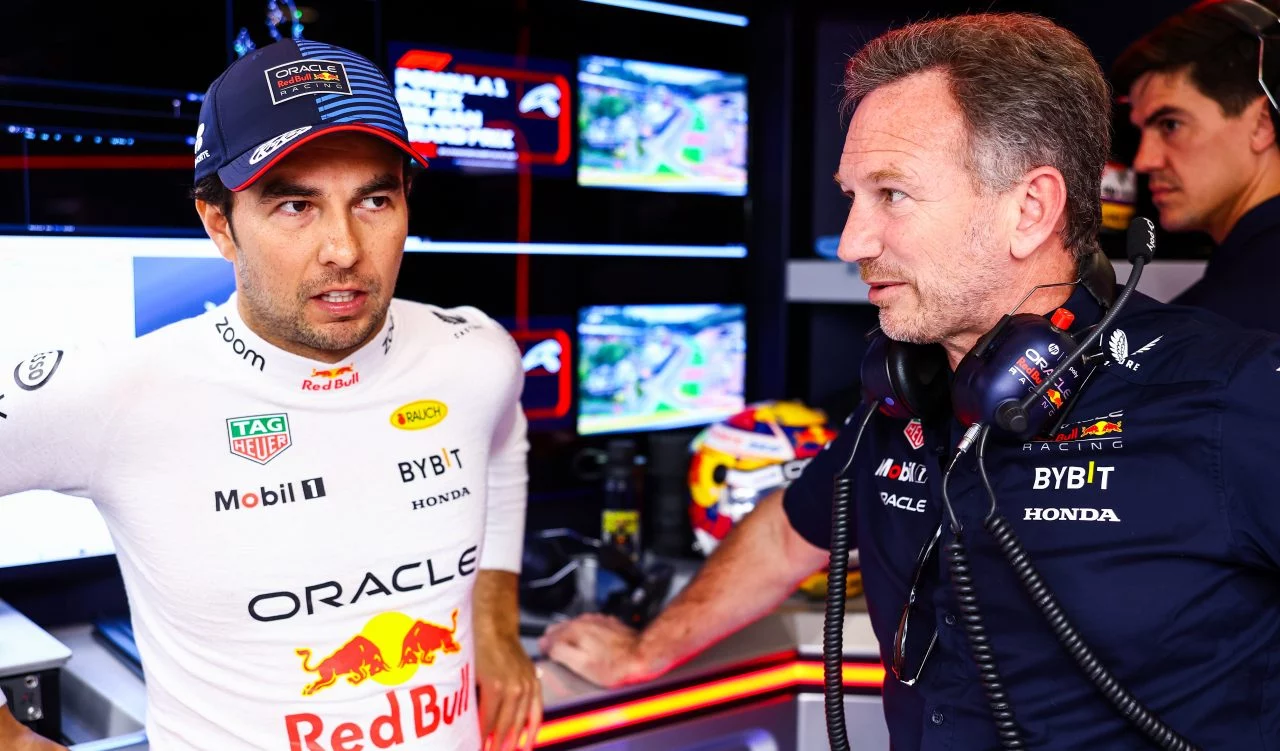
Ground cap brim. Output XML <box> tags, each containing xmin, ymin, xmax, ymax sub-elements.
<box><xmin>218</xmin><ymin>123</ymin><xmax>430</xmax><ymax>192</ymax></box>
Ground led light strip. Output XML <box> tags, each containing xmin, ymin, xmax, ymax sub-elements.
<box><xmin>535</xmin><ymin>659</ymin><xmax>883</xmax><ymax>745</ymax></box>
<box><xmin>579</xmin><ymin>0</ymin><xmax>749</xmax><ymax>26</ymax></box>
<box><xmin>403</xmin><ymin>238</ymin><xmax>747</xmax><ymax>258</ymax></box>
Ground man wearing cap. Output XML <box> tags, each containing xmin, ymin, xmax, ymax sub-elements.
<box><xmin>1114</xmin><ymin>0</ymin><xmax>1280</xmax><ymax>334</ymax></box>
<box><xmin>0</xmin><ymin>39</ymin><xmax>541</xmax><ymax>751</ymax></box>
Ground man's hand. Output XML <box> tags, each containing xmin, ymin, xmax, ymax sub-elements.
<box><xmin>0</xmin><ymin>707</ymin><xmax>68</xmax><ymax>751</ymax></box>
<box><xmin>474</xmin><ymin>569</ymin><xmax>542</xmax><ymax>751</ymax></box>
<box><xmin>475</xmin><ymin>630</ymin><xmax>541</xmax><ymax>751</ymax></box>
<box><xmin>538</xmin><ymin>613</ymin><xmax>650</xmax><ymax>689</ymax></box>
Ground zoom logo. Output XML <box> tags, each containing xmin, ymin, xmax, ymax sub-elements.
<box><xmin>215</xmin><ymin>317</ymin><xmax>266</xmax><ymax>372</ymax></box>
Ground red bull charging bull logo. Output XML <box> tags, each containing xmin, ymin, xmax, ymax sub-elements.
<box><xmin>1080</xmin><ymin>419</ymin><xmax>1122</xmax><ymax>437</ymax></box>
<box><xmin>296</xmin><ymin>609</ymin><xmax>461</xmax><ymax>697</ymax></box>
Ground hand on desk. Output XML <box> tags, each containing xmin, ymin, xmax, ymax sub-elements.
<box><xmin>476</xmin><ymin>630</ymin><xmax>542</xmax><ymax>751</ymax></box>
<box><xmin>538</xmin><ymin>613</ymin><xmax>652</xmax><ymax>689</ymax></box>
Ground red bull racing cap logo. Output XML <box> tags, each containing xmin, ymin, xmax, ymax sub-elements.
<box><xmin>264</xmin><ymin>59</ymin><xmax>353</xmax><ymax>105</ymax></box>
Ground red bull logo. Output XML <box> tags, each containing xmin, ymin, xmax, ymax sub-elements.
<box><xmin>1080</xmin><ymin>420</ymin><xmax>1122</xmax><ymax>437</ymax></box>
<box><xmin>302</xmin><ymin>364</ymin><xmax>359</xmax><ymax>392</ymax></box>
<box><xmin>1046</xmin><ymin>389</ymin><xmax>1064</xmax><ymax>408</ymax></box>
<box><xmin>313</xmin><ymin>72</ymin><xmax>341</xmax><ymax>82</ymax></box>
<box><xmin>286</xmin><ymin>663</ymin><xmax>473</xmax><ymax>751</ymax></box>
<box><xmin>295</xmin><ymin>609</ymin><xmax>461</xmax><ymax>697</ymax></box>
<box><xmin>311</xmin><ymin>365</ymin><xmax>355</xmax><ymax>379</ymax></box>
<box><xmin>399</xmin><ymin>609</ymin><xmax>462</xmax><ymax>667</ymax></box>
<box><xmin>296</xmin><ymin>636</ymin><xmax>389</xmax><ymax>696</ymax></box>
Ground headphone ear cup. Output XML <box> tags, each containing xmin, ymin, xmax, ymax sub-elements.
<box><xmin>884</xmin><ymin>339</ymin><xmax>951</xmax><ymax>423</ymax></box>
<box><xmin>952</xmin><ymin>314</ymin><xmax>1084</xmax><ymax>436</ymax></box>
<box><xmin>861</xmin><ymin>332</ymin><xmax>952</xmax><ymax>421</ymax></box>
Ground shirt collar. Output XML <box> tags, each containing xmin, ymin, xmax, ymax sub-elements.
<box><xmin>1218</xmin><ymin>193</ymin><xmax>1280</xmax><ymax>256</ymax></box>
<box><xmin>208</xmin><ymin>293</ymin><xmax>397</xmax><ymax>392</ymax></box>
<box><xmin>1058</xmin><ymin>277</ymin><xmax>1107</xmax><ymax>336</ymax></box>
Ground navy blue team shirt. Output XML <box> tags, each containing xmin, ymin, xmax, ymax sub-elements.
<box><xmin>784</xmin><ymin>282</ymin><xmax>1280</xmax><ymax>750</ymax></box>
<box><xmin>1174</xmin><ymin>193</ymin><xmax>1280</xmax><ymax>336</ymax></box>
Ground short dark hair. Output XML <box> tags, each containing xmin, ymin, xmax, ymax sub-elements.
<box><xmin>842</xmin><ymin>13</ymin><xmax>1112</xmax><ymax>260</ymax></box>
<box><xmin>189</xmin><ymin>157</ymin><xmax>425</xmax><ymax>226</ymax></box>
<box><xmin>1113</xmin><ymin>0</ymin><xmax>1280</xmax><ymax>123</ymax></box>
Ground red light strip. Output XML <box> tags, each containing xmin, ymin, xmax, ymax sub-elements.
<box><xmin>534</xmin><ymin>660</ymin><xmax>884</xmax><ymax>746</ymax></box>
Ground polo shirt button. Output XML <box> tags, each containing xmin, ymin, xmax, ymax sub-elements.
<box><xmin>944</xmin><ymin>613</ymin><xmax>957</xmax><ymax>627</ymax></box>
<box><xmin>932</xmin><ymin>711</ymin><xmax>945</xmax><ymax>726</ymax></box>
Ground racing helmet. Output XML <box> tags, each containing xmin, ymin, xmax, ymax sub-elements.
<box><xmin>687</xmin><ymin>400</ymin><xmax>861</xmax><ymax>600</ymax></box>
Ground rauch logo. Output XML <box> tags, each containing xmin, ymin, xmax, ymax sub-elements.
<box><xmin>390</xmin><ymin>400</ymin><xmax>447</xmax><ymax>431</ymax></box>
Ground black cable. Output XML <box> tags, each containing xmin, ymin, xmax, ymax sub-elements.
<box><xmin>974</xmin><ymin>436</ymin><xmax>1200</xmax><ymax>751</ymax></box>
<box><xmin>943</xmin><ymin>428</ymin><xmax>1025</xmax><ymax>749</ymax></box>
<box><xmin>825</xmin><ymin>401</ymin><xmax>879</xmax><ymax>751</ymax></box>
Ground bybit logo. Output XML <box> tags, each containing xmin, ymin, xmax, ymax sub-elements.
<box><xmin>1032</xmin><ymin>461</ymin><xmax>1114</xmax><ymax>490</ymax></box>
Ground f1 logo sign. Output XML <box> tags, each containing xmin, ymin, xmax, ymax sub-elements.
<box><xmin>510</xmin><ymin>329</ymin><xmax>571</xmax><ymax>419</ymax></box>
<box><xmin>522</xmin><ymin>339</ymin><xmax>562</xmax><ymax>374</ymax></box>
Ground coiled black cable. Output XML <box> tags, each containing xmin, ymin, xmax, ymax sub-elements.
<box><xmin>973</xmin><ymin>432</ymin><xmax>1200</xmax><ymax>751</ymax></box>
<box><xmin>941</xmin><ymin>435</ymin><xmax>1025</xmax><ymax>749</ymax></box>
<box><xmin>825</xmin><ymin>401</ymin><xmax>878</xmax><ymax>751</ymax></box>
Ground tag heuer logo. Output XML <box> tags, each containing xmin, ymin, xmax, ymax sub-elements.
<box><xmin>227</xmin><ymin>413</ymin><xmax>292</xmax><ymax>465</ymax></box>
<box><xmin>903</xmin><ymin>418</ymin><xmax>925</xmax><ymax>450</ymax></box>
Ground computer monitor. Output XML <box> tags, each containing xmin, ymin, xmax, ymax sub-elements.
<box><xmin>576</xmin><ymin>303</ymin><xmax>746</xmax><ymax>436</ymax></box>
<box><xmin>577</xmin><ymin>55</ymin><xmax>747</xmax><ymax>195</ymax></box>
<box><xmin>0</xmin><ymin>235</ymin><xmax>235</xmax><ymax>569</ymax></box>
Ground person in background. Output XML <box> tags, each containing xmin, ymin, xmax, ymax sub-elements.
<box><xmin>1114</xmin><ymin>0</ymin><xmax>1280</xmax><ymax>333</ymax></box>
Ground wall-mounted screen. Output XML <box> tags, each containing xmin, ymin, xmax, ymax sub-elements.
<box><xmin>577</xmin><ymin>303</ymin><xmax>745</xmax><ymax>435</ymax></box>
<box><xmin>577</xmin><ymin>56</ymin><xmax>747</xmax><ymax>195</ymax></box>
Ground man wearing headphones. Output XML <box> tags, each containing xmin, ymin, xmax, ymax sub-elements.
<box><xmin>541</xmin><ymin>12</ymin><xmax>1280</xmax><ymax>750</ymax></box>
<box><xmin>1114</xmin><ymin>0</ymin><xmax>1280</xmax><ymax>334</ymax></box>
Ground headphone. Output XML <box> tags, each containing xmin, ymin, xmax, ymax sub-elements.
<box><xmin>518</xmin><ymin>527</ymin><xmax>674</xmax><ymax>629</ymax></box>
<box><xmin>858</xmin><ymin>247</ymin><xmax>1125</xmax><ymax>441</ymax></box>
<box><xmin>1209</xmin><ymin>0</ymin><xmax>1280</xmax><ymax>113</ymax></box>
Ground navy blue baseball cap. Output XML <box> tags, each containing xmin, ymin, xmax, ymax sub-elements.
<box><xmin>193</xmin><ymin>39</ymin><xmax>428</xmax><ymax>191</ymax></box>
